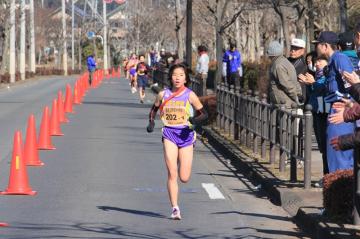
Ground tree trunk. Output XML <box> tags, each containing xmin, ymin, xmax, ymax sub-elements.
<box><xmin>215</xmin><ymin>25</ymin><xmax>223</xmax><ymax>90</ymax></box>
<box><xmin>0</xmin><ymin>13</ymin><xmax>10</xmax><ymax>74</ymax></box>
<box><xmin>254</xmin><ymin>10</ymin><xmax>261</xmax><ymax>61</ymax></box>
<box><xmin>280</xmin><ymin>11</ymin><xmax>290</xmax><ymax>56</ymax></box>
<box><xmin>20</xmin><ymin>0</ymin><xmax>26</xmax><ymax>80</ymax></box>
<box><xmin>307</xmin><ymin>0</ymin><xmax>315</xmax><ymax>52</ymax></box>
<box><xmin>338</xmin><ymin>0</ymin><xmax>348</xmax><ymax>32</ymax></box>
<box><xmin>185</xmin><ymin>0</ymin><xmax>192</xmax><ymax>66</ymax></box>
<box><xmin>175</xmin><ymin>0</ymin><xmax>184</xmax><ymax>61</ymax></box>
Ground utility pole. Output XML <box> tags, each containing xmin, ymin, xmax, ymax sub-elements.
<box><xmin>30</xmin><ymin>0</ymin><xmax>36</xmax><ymax>73</ymax></box>
<box><xmin>103</xmin><ymin>1</ymin><xmax>108</xmax><ymax>72</ymax></box>
<box><xmin>185</xmin><ymin>0</ymin><xmax>192</xmax><ymax>66</ymax></box>
<box><xmin>72</xmin><ymin>0</ymin><xmax>75</xmax><ymax>70</ymax></box>
<box><xmin>20</xmin><ymin>0</ymin><xmax>26</xmax><ymax>81</ymax></box>
<box><xmin>62</xmin><ymin>0</ymin><xmax>68</xmax><ymax>76</ymax></box>
<box><xmin>9</xmin><ymin>0</ymin><xmax>16</xmax><ymax>83</ymax></box>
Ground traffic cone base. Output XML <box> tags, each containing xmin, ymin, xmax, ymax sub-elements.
<box><xmin>38</xmin><ymin>145</ymin><xmax>56</xmax><ymax>150</ymax></box>
<box><xmin>1</xmin><ymin>189</ymin><xmax>36</xmax><ymax>195</ymax></box>
<box><xmin>27</xmin><ymin>161</ymin><xmax>45</xmax><ymax>167</ymax></box>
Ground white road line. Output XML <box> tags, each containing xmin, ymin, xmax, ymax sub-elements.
<box><xmin>202</xmin><ymin>183</ymin><xmax>225</xmax><ymax>199</ymax></box>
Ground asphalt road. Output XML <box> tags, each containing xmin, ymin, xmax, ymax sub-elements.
<box><xmin>0</xmin><ymin>76</ymin><xmax>309</xmax><ymax>239</ymax></box>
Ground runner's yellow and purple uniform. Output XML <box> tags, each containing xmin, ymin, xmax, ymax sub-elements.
<box><xmin>160</xmin><ymin>88</ymin><xmax>196</xmax><ymax>148</ymax></box>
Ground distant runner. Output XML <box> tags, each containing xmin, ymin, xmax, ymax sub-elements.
<box><xmin>126</xmin><ymin>53</ymin><xmax>139</xmax><ymax>93</ymax></box>
<box><xmin>146</xmin><ymin>63</ymin><xmax>208</xmax><ymax>220</ymax></box>
<box><xmin>135</xmin><ymin>55</ymin><xmax>150</xmax><ymax>103</ymax></box>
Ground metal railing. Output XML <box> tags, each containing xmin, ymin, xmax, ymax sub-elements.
<box><xmin>216</xmin><ymin>82</ymin><xmax>313</xmax><ymax>189</ymax></box>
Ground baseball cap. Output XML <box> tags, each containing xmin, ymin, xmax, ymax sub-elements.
<box><xmin>338</xmin><ymin>31</ymin><xmax>354</xmax><ymax>49</ymax></box>
<box><xmin>312</xmin><ymin>31</ymin><xmax>339</xmax><ymax>45</ymax></box>
<box><xmin>291</xmin><ymin>38</ymin><xmax>305</xmax><ymax>48</ymax></box>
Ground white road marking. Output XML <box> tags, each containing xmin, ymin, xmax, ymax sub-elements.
<box><xmin>202</xmin><ymin>183</ymin><xmax>225</xmax><ymax>199</ymax></box>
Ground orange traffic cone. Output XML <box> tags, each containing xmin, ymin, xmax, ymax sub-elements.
<box><xmin>50</xmin><ymin>99</ymin><xmax>64</xmax><ymax>136</ymax></box>
<box><xmin>24</xmin><ymin>115</ymin><xmax>44</xmax><ymax>166</ymax></box>
<box><xmin>73</xmin><ymin>82</ymin><xmax>81</xmax><ymax>104</ymax></box>
<box><xmin>38</xmin><ymin>106</ymin><xmax>55</xmax><ymax>150</ymax></box>
<box><xmin>1</xmin><ymin>131</ymin><xmax>36</xmax><ymax>195</ymax></box>
<box><xmin>64</xmin><ymin>84</ymin><xmax>74</xmax><ymax>113</ymax></box>
<box><xmin>57</xmin><ymin>91</ymin><xmax>69</xmax><ymax>123</ymax></box>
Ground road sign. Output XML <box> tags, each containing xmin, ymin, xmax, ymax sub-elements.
<box><xmin>87</xmin><ymin>31</ymin><xmax>95</xmax><ymax>39</ymax></box>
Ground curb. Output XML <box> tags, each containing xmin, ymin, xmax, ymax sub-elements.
<box><xmin>201</xmin><ymin>126</ymin><xmax>360</xmax><ymax>239</ymax></box>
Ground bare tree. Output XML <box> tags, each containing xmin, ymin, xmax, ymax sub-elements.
<box><xmin>338</xmin><ymin>0</ymin><xmax>348</xmax><ymax>32</ymax></box>
<box><xmin>175</xmin><ymin>0</ymin><xmax>185</xmax><ymax>61</ymax></box>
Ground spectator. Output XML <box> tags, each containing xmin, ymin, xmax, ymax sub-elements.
<box><xmin>267</xmin><ymin>40</ymin><xmax>302</xmax><ymax>108</ymax></box>
<box><xmin>196</xmin><ymin>45</ymin><xmax>209</xmax><ymax>96</ymax></box>
<box><xmin>86</xmin><ymin>54</ymin><xmax>96</xmax><ymax>86</ymax></box>
<box><xmin>149</xmin><ymin>47</ymin><xmax>157</xmax><ymax>67</ymax></box>
<box><xmin>158</xmin><ymin>48</ymin><xmax>167</xmax><ymax>68</ymax></box>
<box><xmin>288</xmin><ymin>38</ymin><xmax>308</xmax><ymax>103</ymax></box>
<box><xmin>298</xmin><ymin>55</ymin><xmax>329</xmax><ymax>176</ymax></box>
<box><xmin>223</xmin><ymin>42</ymin><xmax>242</xmax><ymax>88</ymax></box>
<box><xmin>306</xmin><ymin>51</ymin><xmax>317</xmax><ymax>74</ymax></box>
<box><xmin>312</xmin><ymin>31</ymin><xmax>355</xmax><ymax>173</ymax></box>
<box><xmin>338</xmin><ymin>31</ymin><xmax>359</xmax><ymax>71</ymax></box>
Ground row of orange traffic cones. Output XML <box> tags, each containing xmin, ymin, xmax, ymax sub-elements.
<box><xmin>0</xmin><ymin>69</ymin><xmax>110</xmax><ymax>227</ymax></box>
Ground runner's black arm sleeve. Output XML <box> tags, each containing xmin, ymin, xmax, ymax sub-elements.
<box><xmin>189</xmin><ymin>107</ymin><xmax>208</xmax><ymax>126</ymax></box>
<box><xmin>147</xmin><ymin>104</ymin><xmax>159</xmax><ymax>133</ymax></box>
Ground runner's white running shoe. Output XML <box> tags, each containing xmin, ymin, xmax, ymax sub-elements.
<box><xmin>171</xmin><ymin>207</ymin><xmax>181</xmax><ymax>220</ymax></box>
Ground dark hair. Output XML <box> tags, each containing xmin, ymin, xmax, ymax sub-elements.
<box><xmin>197</xmin><ymin>45</ymin><xmax>207</xmax><ymax>52</ymax></box>
<box><xmin>168</xmin><ymin>63</ymin><xmax>191</xmax><ymax>88</ymax></box>
<box><xmin>139</xmin><ymin>54</ymin><xmax>145</xmax><ymax>59</ymax></box>
<box><xmin>314</xmin><ymin>55</ymin><xmax>328</xmax><ymax>62</ymax></box>
<box><xmin>230</xmin><ymin>42</ymin><xmax>237</xmax><ymax>49</ymax></box>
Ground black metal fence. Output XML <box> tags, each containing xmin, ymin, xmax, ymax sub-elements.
<box><xmin>216</xmin><ymin>82</ymin><xmax>313</xmax><ymax>189</ymax></box>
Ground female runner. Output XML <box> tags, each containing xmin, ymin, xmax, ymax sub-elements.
<box><xmin>146</xmin><ymin>63</ymin><xmax>208</xmax><ymax>220</ymax></box>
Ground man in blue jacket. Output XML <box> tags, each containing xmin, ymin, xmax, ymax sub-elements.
<box><xmin>223</xmin><ymin>43</ymin><xmax>242</xmax><ymax>88</ymax></box>
<box><xmin>313</xmin><ymin>31</ymin><xmax>355</xmax><ymax>173</ymax></box>
<box><xmin>87</xmin><ymin>54</ymin><xmax>97</xmax><ymax>85</ymax></box>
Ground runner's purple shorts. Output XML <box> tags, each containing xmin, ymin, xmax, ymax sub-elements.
<box><xmin>130</xmin><ymin>68</ymin><xmax>136</xmax><ymax>76</ymax></box>
<box><xmin>162</xmin><ymin>126</ymin><xmax>196</xmax><ymax>148</ymax></box>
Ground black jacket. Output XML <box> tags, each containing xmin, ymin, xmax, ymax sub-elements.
<box><xmin>288</xmin><ymin>57</ymin><xmax>308</xmax><ymax>103</ymax></box>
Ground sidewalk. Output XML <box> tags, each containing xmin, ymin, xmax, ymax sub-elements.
<box><xmin>150</xmin><ymin>83</ymin><xmax>359</xmax><ymax>238</ymax></box>
<box><xmin>201</xmin><ymin>125</ymin><xmax>360</xmax><ymax>239</ymax></box>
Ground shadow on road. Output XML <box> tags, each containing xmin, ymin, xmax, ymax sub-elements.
<box><xmin>2</xmin><ymin>222</ymin><xmax>169</xmax><ymax>239</ymax></box>
<box><xmin>97</xmin><ymin>206</ymin><xmax>166</xmax><ymax>219</ymax></box>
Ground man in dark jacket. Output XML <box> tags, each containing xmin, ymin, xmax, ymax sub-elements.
<box><xmin>288</xmin><ymin>38</ymin><xmax>307</xmax><ymax>103</ymax></box>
